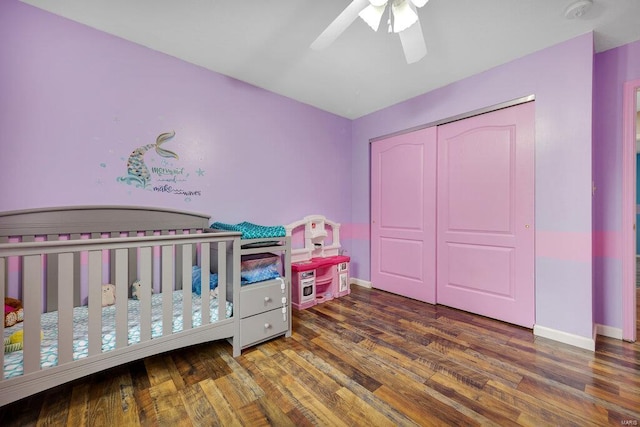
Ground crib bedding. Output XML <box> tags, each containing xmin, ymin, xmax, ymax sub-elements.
<box><xmin>3</xmin><ymin>291</ymin><xmax>233</xmax><ymax>379</ymax></box>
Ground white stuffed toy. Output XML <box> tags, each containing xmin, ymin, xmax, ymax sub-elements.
<box><xmin>101</xmin><ymin>284</ymin><xmax>116</xmax><ymax>307</ymax></box>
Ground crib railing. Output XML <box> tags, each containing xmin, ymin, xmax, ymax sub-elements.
<box><xmin>0</xmin><ymin>231</ymin><xmax>241</xmax><ymax>385</ymax></box>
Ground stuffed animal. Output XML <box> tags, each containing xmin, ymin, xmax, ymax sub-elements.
<box><xmin>4</xmin><ymin>297</ymin><xmax>24</xmax><ymax>328</ymax></box>
<box><xmin>131</xmin><ymin>280</ymin><xmax>152</xmax><ymax>301</ymax></box>
<box><xmin>101</xmin><ymin>284</ymin><xmax>116</xmax><ymax>307</ymax></box>
<box><xmin>4</xmin><ymin>329</ymin><xmax>43</xmax><ymax>353</ymax></box>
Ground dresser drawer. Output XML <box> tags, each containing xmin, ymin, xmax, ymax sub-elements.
<box><xmin>240</xmin><ymin>309</ymin><xmax>288</xmax><ymax>347</ymax></box>
<box><xmin>240</xmin><ymin>278</ymin><xmax>287</xmax><ymax>318</ymax></box>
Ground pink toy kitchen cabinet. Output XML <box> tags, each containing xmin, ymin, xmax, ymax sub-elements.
<box><xmin>286</xmin><ymin>215</ymin><xmax>350</xmax><ymax>310</ymax></box>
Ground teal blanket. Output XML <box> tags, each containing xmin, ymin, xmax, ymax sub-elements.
<box><xmin>211</xmin><ymin>221</ymin><xmax>286</xmax><ymax>240</ymax></box>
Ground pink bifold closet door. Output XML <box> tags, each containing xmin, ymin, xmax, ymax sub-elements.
<box><xmin>437</xmin><ymin>102</ymin><xmax>535</xmax><ymax>328</ymax></box>
<box><xmin>371</xmin><ymin>127</ymin><xmax>437</xmax><ymax>304</ymax></box>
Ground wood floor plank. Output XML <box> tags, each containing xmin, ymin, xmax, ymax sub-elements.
<box><xmin>425</xmin><ymin>372</ymin><xmax>521</xmax><ymax>426</ymax></box>
<box><xmin>214</xmin><ymin>372</ymin><xmax>263</xmax><ymax>410</ymax></box>
<box><xmin>291</xmin><ymin>347</ymin><xmax>419</xmax><ymax>426</ymax></box>
<box><xmin>482</xmin><ymin>379</ymin><xmax>583</xmax><ymax>426</ymax></box>
<box><xmin>236</xmin><ymin>350</ymin><xmax>298</xmax><ymax>415</ymax></box>
<box><xmin>199</xmin><ymin>378</ymin><xmax>243</xmax><ymax>427</ymax></box>
<box><xmin>290</xmin><ymin>336</ymin><xmax>384</xmax><ymax>392</ymax></box>
<box><xmin>333</xmin><ymin>386</ymin><xmax>402</xmax><ymax>427</ymax></box>
<box><xmin>374</xmin><ymin>384</ymin><xmax>481</xmax><ymax>427</ymax></box>
<box><xmin>311</xmin><ymin>334</ymin><xmax>485</xmax><ymax>425</ymax></box>
<box><xmin>35</xmin><ymin>387</ymin><xmax>71</xmax><ymax>427</ymax></box>
<box><xmin>144</xmin><ymin>355</ymin><xmax>173</xmax><ymax>387</ymax></box>
<box><xmin>147</xmin><ymin>379</ymin><xmax>191</xmax><ymax>426</ymax></box>
<box><xmin>240</xmin><ymin>396</ymin><xmax>297</xmax><ymax>427</ymax></box>
<box><xmin>65</xmin><ymin>383</ymin><xmax>90</xmax><ymax>427</ymax></box>
<box><xmin>195</xmin><ymin>344</ymin><xmax>233</xmax><ymax>380</ymax></box>
<box><xmin>132</xmin><ymin>388</ymin><xmax>159</xmax><ymax>426</ymax></box>
<box><xmin>277</xmin><ymin>373</ymin><xmax>350</xmax><ymax>427</ymax></box>
<box><xmin>179</xmin><ymin>383</ymin><xmax>218</xmax><ymax>427</ymax></box>
<box><xmin>114</xmin><ymin>368</ymin><xmax>142</xmax><ymax>426</ymax></box>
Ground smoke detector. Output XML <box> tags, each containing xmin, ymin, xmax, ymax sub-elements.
<box><xmin>564</xmin><ymin>0</ymin><xmax>593</xmax><ymax>19</ymax></box>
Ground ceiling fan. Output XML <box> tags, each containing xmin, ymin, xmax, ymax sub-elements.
<box><xmin>311</xmin><ymin>0</ymin><xmax>429</xmax><ymax>64</ymax></box>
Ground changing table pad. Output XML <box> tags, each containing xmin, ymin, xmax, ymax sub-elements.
<box><xmin>211</xmin><ymin>221</ymin><xmax>286</xmax><ymax>240</ymax></box>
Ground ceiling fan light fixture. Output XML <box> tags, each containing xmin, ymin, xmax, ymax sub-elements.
<box><xmin>359</xmin><ymin>4</ymin><xmax>386</xmax><ymax>31</ymax></box>
<box><xmin>392</xmin><ymin>0</ymin><xmax>418</xmax><ymax>33</ymax></box>
<box><xmin>409</xmin><ymin>0</ymin><xmax>429</xmax><ymax>7</ymax></box>
<box><xmin>368</xmin><ymin>0</ymin><xmax>387</xmax><ymax>6</ymax></box>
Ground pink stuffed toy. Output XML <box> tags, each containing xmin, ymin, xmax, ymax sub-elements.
<box><xmin>4</xmin><ymin>298</ymin><xmax>24</xmax><ymax>328</ymax></box>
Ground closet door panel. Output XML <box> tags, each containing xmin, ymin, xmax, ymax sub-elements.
<box><xmin>371</xmin><ymin>127</ymin><xmax>436</xmax><ymax>304</ymax></box>
<box><xmin>437</xmin><ymin>102</ymin><xmax>535</xmax><ymax>328</ymax></box>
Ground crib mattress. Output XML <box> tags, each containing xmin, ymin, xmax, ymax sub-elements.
<box><xmin>3</xmin><ymin>292</ymin><xmax>233</xmax><ymax>379</ymax></box>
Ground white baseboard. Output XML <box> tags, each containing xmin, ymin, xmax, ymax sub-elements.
<box><xmin>350</xmin><ymin>278</ymin><xmax>372</xmax><ymax>288</ymax></box>
<box><xmin>595</xmin><ymin>324</ymin><xmax>623</xmax><ymax>340</ymax></box>
<box><xmin>533</xmin><ymin>325</ymin><xmax>595</xmax><ymax>351</ymax></box>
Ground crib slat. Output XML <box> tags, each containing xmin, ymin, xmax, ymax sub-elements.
<box><xmin>201</xmin><ymin>242</ymin><xmax>210</xmax><ymax>325</ymax></box>
<box><xmin>109</xmin><ymin>231</ymin><xmax>119</xmax><ymax>288</ymax></box>
<box><xmin>127</xmin><ymin>231</ymin><xmax>138</xmax><ymax>292</ymax></box>
<box><xmin>23</xmin><ymin>254</ymin><xmax>42</xmax><ymax>374</ymax></box>
<box><xmin>57</xmin><ymin>253</ymin><xmax>74</xmax><ymax>365</ymax></box>
<box><xmin>217</xmin><ymin>241</ymin><xmax>226</xmax><ymax>322</ymax></box>
<box><xmin>182</xmin><ymin>244</ymin><xmax>192</xmax><ymax>330</ymax></box>
<box><xmin>88</xmin><ymin>250</ymin><xmax>102</xmax><ymax>357</ymax></box>
<box><xmin>71</xmin><ymin>233</ymin><xmax>82</xmax><ymax>307</ymax></box>
<box><xmin>175</xmin><ymin>231</ymin><xmax>184</xmax><ymax>291</ymax></box>
<box><xmin>161</xmin><ymin>245</ymin><xmax>173</xmax><ymax>336</ymax></box>
<box><xmin>115</xmin><ymin>248</ymin><xmax>128</xmax><ymax>349</ymax></box>
<box><xmin>139</xmin><ymin>247</ymin><xmax>152</xmax><ymax>342</ymax></box>
<box><xmin>46</xmin><ymin>234</ymin><xmax>59</xmax><ymax>312</ymax></box>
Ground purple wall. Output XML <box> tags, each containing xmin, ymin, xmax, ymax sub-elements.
<box><xmin>593</xmin><ymin>38</ymin><xmax>640</xmax><ymax>329</ymax></box>
<box><xmin>352</xmin><ymin>33</ymin><xmax>595</xmax><ymax>338</ymax></box>
<box><xmin>0</xmin><ymin>1</ymin><xmax>352</xmax><ymax>229</ymax></box>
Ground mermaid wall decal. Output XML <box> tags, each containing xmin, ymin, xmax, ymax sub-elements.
<box><xmin>118</xmin><ymin>131</ymin><xmax>179</xmax><ymax>188</ymax></box>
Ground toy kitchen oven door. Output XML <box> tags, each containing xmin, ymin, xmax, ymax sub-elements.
<box><xmin>292</xmin><ymin>269</ymin><xmax>316</xmax><ymax>310</ymax></box>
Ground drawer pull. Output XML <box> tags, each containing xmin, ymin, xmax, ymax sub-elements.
<box><xmin>264</xmin><ymin>297</ymin><xmax>271</xmax><ymax>303</ymax></box>
<box><xmin>264</xmin><ymin>323</ymin><xmax>271</xmax><ymax>329</ymax></box>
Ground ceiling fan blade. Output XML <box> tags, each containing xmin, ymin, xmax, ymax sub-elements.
<box><xmin>399</xmin><ymin>14</ymin><xmax>426</xmax><ymax>63</ymax></box>
<box><xmin>311</xmin><ymin>0</ymin><xmax>370</xmax><ymax>50</ymax></box>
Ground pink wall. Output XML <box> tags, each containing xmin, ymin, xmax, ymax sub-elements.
<box><xmin>0</xmin><ymin>1</ymin><xmax>352</xmax><ymax>228</ymax></box>
<box><xmin>352</xmin><ymin>33</ymin><xmax>595</xmax><ymax>339</ymax></box>
<box><xmin>593</xmin><ymin>38</ymin><xmax>640</xmax><ymax>329</ymax></box>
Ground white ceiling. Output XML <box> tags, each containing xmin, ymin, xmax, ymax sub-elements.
<box><xmin>19</xmin><ymin>0</ymin><xmax>640</xmax><ymax>119</ymax></box>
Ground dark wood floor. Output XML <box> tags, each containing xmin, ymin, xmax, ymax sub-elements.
<box><xmin>1</xmin><ymin>286</ymin><xmax>639</xmax><ymax>426</ymax></box>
